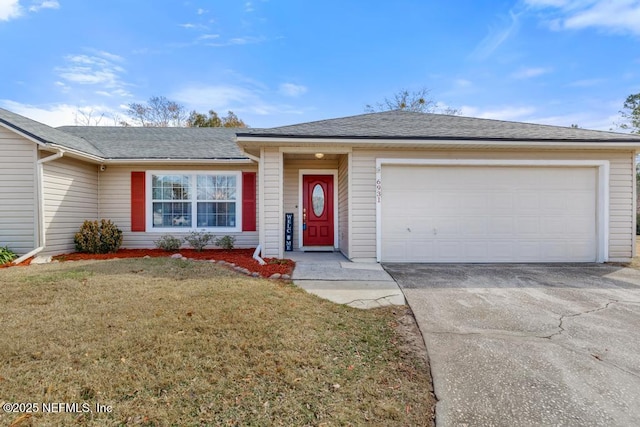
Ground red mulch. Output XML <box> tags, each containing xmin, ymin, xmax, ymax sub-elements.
<box><xmin>50</xmin><ymin>248</ymin><xmax>294</xmax><ymax>278</ymax></box>
<box><xmin>0</xmin><ymin>258</ymin><xmax>32</xmax><ymax>269</ymax></box>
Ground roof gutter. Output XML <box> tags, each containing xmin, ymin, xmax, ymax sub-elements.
<box><xmin>13</xmin><ymin>149</ymin><xmax>65</xmax><ymax>264</ymax></box>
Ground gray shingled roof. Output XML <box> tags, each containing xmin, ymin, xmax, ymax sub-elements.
<box><xmin>57</xmin><ymin>126</ymin><xmax>247</xmax><ymax>159</ymax></box>
<box><xmin>0</xmin><ymin>107</ymin><xmax>104</xmax><ymax>157</ymax></box>
<box><xmin>238</xmin><ymin>110</ymin><xmax>640</xmax><ymax>142</ymax></box>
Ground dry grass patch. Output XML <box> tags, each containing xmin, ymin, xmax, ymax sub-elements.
<box><xmin>0</xmin><ymin>258</ymin><xmax>434</xmax><ymax>426</ymax></box>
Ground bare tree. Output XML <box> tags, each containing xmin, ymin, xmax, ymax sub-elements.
<box><xmin>74</xmin><ymin>108</ymin><xmax>105</xmax><ymax>126</ymax></box>
<box><xmin>124</xmin><ymin>96</ymin><xmax>188</xmax><ymax>127</ymax></box>
<box><xmin>365</xmin><ymin>87</ymin><xmax>460</xmax><ymax>115</ymax></box>
<box><xmin>617</xmin><ymin>93</ymin><xmax>640</xmax><ymax>134</ymax></box>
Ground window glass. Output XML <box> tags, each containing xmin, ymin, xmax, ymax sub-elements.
<box><xmin>312</xmin><ymin>184</ymin><xmax>325</xmax><ymax>216</ymax></box>
<box><xmin>151</xmin><ymin>173</ymin><xmax>238</xmax><ymax>229</ymax></box>
<box><xmin>197</xmin><ymin>202</ymin><xmax>236</xmax><ymax>227</ymax></box>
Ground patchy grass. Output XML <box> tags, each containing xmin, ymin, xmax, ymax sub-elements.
<box><xmin>0</xmin><ymin>258</ymin><xmax>434</xmax><ymax>426</ymax></box>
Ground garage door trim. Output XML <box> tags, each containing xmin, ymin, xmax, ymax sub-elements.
<box><xmin>375</xmin><ymin>159</ymin><xmax>610</xmax><ymax>263</ymax></box>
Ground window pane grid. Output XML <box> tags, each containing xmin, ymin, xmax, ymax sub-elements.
<box><xmin>151</xmin><ymin>173</ymin><xmax>238</xmax><ymax>229</ymax></box>
<box><xmin>153</xmin><ymin>202</ymin><xmax>192</xmax><ymax>228</ymax></box>
<box><xmin>197</xmin><ymin>175</ymin><xmax>237</xmax><ymax>201</ymax></box>
<box><xmin>197</xmin><ymin>202</ymin><xmax>236</xmax><ymax>227</ymax></box>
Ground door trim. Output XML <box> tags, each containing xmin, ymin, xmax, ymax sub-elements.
<box><xmin>299</xmin><ymin>169</ymin><xmax>339</xmax><ymax>250</ymax></box>
<box><xmin>375</xmin><ymin>159</ymin><xmax>610</xmax><ymax>263</ymax></box>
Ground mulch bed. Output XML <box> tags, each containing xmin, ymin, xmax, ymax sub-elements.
<box><xmin>1</xmin><ymin>249</ymin><xmax>295</xmax><ymax>278</ymax></box>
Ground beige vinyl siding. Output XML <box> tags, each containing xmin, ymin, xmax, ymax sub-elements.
<box><xmin>262</xmin><ymin>149</ymin><xmax>281</xmax><ymax>257</ymax></box>
<box><xmin>608</xmin><ymin>152</ymin><xmax>635</xmax><ymax>260</ymax></box>
<box><xmin>99</xmin><ymin>164</ymin><xmax>259</xmax><ymax>250</ymax></box>
<box><xmin>282</xmin><ymin>158</ymin><xmax>339</xmax><ymax>250</ymax></box>
<box><xmin>42</xmin><ymin>156</ymin><xmax>99</xmax><ymax>255</ymax></box>
<box><xmin>338</xmin><ymin>154</ymin><xmax>349</xmax><ymax>258</ymax></box>
<box><xmin>0</xmin><ymin>127</ymin><xmax>37</xmax><ymax>254</ymax></box>
<box><xmin>351</xmin><ymin>148</ymin><xmax>636</xmax><ymax>261</ymax></box>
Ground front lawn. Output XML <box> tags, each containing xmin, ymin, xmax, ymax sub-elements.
<box><xmin>0</xmin><ymin>258</ymin><xmax>434</xmax><ymax>426</ymax></box>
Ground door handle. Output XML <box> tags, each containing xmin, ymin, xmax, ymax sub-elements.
<box><xmin>303</xmin><ymin>208</ymin><xmax>307</xmax><ymax>230</ymax></box>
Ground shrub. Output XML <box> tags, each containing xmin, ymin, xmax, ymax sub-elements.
<box><xmin>154</xmin><ymin>235</ymin><xmax>183</xmax><ymax>251</ymax></box>
<box><xmin>0</xmin><ymin>245</ymin><xmax>17</xmax><ymax>265</ymax></box>
<box><xmin>214</xmin><ymin>235</ymin><xmax>236</xmax><ymax>250</ymax></box>
<box><xmin>184</xmin><ymin>230</ymin><xmax>214</xmax><ymax>252</ymax></box>
<box><xmin>637</xmin><ymin>213</ymin><xmax>640</xmax><ymax>235</ymax></box>
<box><xmin>74</xmin><ymin>219</ymin><xmax>123</xmax><ymax>254</ymax></box>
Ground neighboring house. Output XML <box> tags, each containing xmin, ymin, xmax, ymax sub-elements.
<box><xmin>2</xmin><ymin>107</ymin><xmax>640</xmax><ymax>264</ymax></box>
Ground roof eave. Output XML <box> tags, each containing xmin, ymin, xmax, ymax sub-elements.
<box><xmin>102</xmin><ymin>157</ymin><xmax>254</xmax><ymax>165</ymax></box>
<box><xmin>0</xmin><ymin>119</ymin><xmax>49</xmax><ymax>148</ymax></box>
<box><xmin>236</xmin><ymin>135</ymin><xmax>640</xmax><ymax>150</ymax></box>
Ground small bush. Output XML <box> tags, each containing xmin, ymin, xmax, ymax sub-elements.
<box><xmin>184</xmin><ymin>230</ymin><xmax>214</xmax><ymax>252</ymax></box>
<box><xmin>637</xmin><ymin>213</ymin><xmax>640</xmax><ymax>235</ymax></box>
<box><xmin>214</xmin><ymin>235</ymin><xmax>236</xmax><ymax>250</ymax></box>
<box><xmin>154</xmin><ymin>235</ymin><xmax>183</xmax><ymax>251</ymax></box>
<box><xmin>74</xmin><ymin>219</ymin><xmax>123</xmax><ymax>254</ymax></box>
<box><xmin>0</xmin><ymin>245</ymin><xmax>17</xmax><ymax>265</ymax></box>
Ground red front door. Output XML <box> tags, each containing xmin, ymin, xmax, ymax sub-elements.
<box><xmin>303</xmin><ymin>175</ymin><xmax>334</xmax><ymax>246</ymax></box>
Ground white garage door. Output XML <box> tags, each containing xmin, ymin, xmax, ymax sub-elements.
<box><xmin>381</xmin><ymin>165</ymin><xmax>597</xmax><ymax>263</ymax></box>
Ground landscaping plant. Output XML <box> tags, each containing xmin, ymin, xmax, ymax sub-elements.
<box><xmin>0</xmin><ymin>245</ymin><xmax>17</xmax><ymax>265</ymax></box>
<box><xmin>74</xmin><ymin>219</ymin><xmax>123</xmax><ymax>254</ymax></box>
<box><xmin>154</xmin><ymin>235</ymin><xmax>183</xmax><ymax>251</ymax></box>
<box><xmin>183</xmin><ymin>230</ymin><xmax>214</xmax><ymax>252</ymax></box>
<box><xmin>214</xmin><ymin>235</ymin><xmax>236</xmax><ymax>250</ymax></box>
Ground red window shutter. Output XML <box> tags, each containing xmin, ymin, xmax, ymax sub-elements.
<box><xmin>242</xmin><ymin>172</ymin><xmax>257</xmax><ymax>231</ymax></box>
<box><xmin>131</xmin><ymin>172</ymin><xmax>146</xmax><ymax>232</ymax></box>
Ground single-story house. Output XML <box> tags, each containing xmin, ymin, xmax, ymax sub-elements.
<box><xmin>2</xmin><ymin>107</ymin><xmax>640</xmax><ymax>264</ymax></box>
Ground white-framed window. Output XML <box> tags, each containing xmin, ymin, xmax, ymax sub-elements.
<box><xmin>147</xmin><ymin>171</ymin><xmax>242</xmax><ymax>232</ymax></box>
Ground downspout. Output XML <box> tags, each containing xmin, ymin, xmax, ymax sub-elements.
<box><xmin>13</xmin><ymin>149</ymin><xmax>64</xmax><ymax>264</ymax></box>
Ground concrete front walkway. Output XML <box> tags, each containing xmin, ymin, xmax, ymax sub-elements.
<box><xmin>289</xmin><ymin>251</ymin><xmax>405</xmax><ymax>309</ymax></box>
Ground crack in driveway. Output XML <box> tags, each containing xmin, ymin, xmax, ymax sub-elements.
<box><xmin>546</xmin><ymin>300</ymin><xmax>640</xmax><ymax>340</ymax></box>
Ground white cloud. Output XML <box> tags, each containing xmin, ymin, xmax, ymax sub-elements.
<box><xmin>245</xmin><ymin>2</ymin><xmax>254</xmax><ymax>12</ymax></box>
<box><xmin>511</xmin><ymin>67</ymin><xmax>552</xmax><ymax>79</ymax></box>
<box><xmin>526</xmin><ymin>0</ymin><xmax>640</xmax><ymax>36</ymax></box>
<box><xmin>567</xmin><ymin>78</ymin><xmax>605</xmax><ymax>87</ymax></box>
<box><xmin>461</xmin><ymin>105</ymin><xmax>537</xmax><ymax>121</ymax></box>
<box><xmin>0</xmin><ymin>100</ymin><xmax>121</xmax><ymax>127</ymax></box>
<box><xmin>461</xmin><ymin>102</ymin><xmax>624</xmax><ymax>131</ymax></box>
<box><xmin>525</xmin><ymin>0</ymin><xmax>569</xmax><ymax>6</ymax></box>
<box><xmin>179</xmin><ymin>23</ymin><xmax>209</xmax><ymax>31</ymax></box>
<box><xmin>197</xmin><ymin>8</ymin><xmax>207</xmax><ymax>15</ymax></box>
<box><xmin>29</xmin><ymin>0</ymin><xmax>59</xmax><ymax>12</ymax></box>
<box><xmin>174</xmin><ymin>85</ymin><xmax>259</xmax><ymax>109</ymax></box>
<box><xmin>454</xmin><ymin>79</ymin><xmax>473</xmax><ymax>88</ymax></box>
<box><xmin>173</xmin><ymin>83</ymin><xmax>303</xmax><ymax>116</ymax></box>
<box><xmin>0</xmin><ymin>0</ymin><xmax>22</xmax><ymax>21</ymax></box>
<box><xmin>54</xmin><ymin>51</ymin><xmax>132</xmax><ymax>97</ymax></box>
<box><xmin>471</xmin><ymin>9</ymin><xmax>522</xmax><ymax>60</ymax></box>
<box><xmin>279</xmin><ymin>83</ymin><xmax>307</xmax><ymax>97</ymax></box>
<box><xmin>198</xmin><ymin>34</ymin><xmax>220</xmax><ymax>40</ymax></box>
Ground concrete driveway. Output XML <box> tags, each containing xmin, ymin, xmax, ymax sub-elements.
<box><xmin>384</xmin><ymin>264</ymin><xmax>640</xmax><ymax>427</ymax></box>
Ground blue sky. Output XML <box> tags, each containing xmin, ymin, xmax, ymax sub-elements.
<box><xmin>1</xmin><ymin>0</ymin><xmax>639</xmax><ymax>130</ymax></box>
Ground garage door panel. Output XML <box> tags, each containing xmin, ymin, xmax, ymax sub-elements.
<box><xmin>487</xmin><ymin>217</ymin><xmax>514</xmax><ymax>235</ymax></box>
<box><xmin>381</xmin><ymin>165</ymin><xmax>597</xmax><ymax>263</ymax></box>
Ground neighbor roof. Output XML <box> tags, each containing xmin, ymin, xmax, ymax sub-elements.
<box><xmin>0</xmin><ymin>108</ymin><xmax>104</xmax><ymax>157</ymax></box>
<box><xmin>57</xmin><ymin>126</ymin><xmax>248</xmax><ymax>160</ymax></box>
<box><xmin>238</xmin><ymin>110</ymin><xmax>640</xmax><ymax>142</ymax></box>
